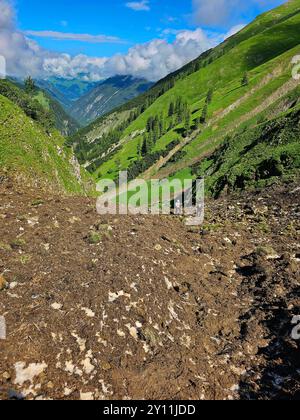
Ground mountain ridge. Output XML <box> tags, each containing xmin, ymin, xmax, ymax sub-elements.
<box><xmin>70</xmin><ymin>75</ymin><xmax>153</xmax><ymax>125</ymax></box>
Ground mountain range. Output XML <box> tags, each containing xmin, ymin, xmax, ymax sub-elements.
<box><xmin>70</xmin><ymin>75</ymin><xmax>153</xmax><ymax>125</ymax></box>
<box><xmin>38</xmin><ymin>75</ymin><xmax>153</xmax><ymax>125</ymax></box>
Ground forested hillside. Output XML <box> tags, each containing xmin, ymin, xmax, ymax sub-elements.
<box><xmin>0</xmin><ymin>79</ymin><xmax>79</xmax><ymax>136</ymax></box>
<box><xmin>69</xmin><ymin>0</ymin><xmax>300</xmax><ymax>195</ymax></box>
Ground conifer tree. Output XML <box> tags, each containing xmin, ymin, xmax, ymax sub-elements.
<box><xmin>242</xmin><ymin>72</ymin><xmax>249</xmax><ymax>87</ymax></box>
<box><xmin>184</xmin><ymin>108</ymin><xmax>191</xmax><ymax>135</ymax></box>
<box><xmin>24</xmin><ymin>76</ymin><xmax>36</xmax><ymax>95</ymax></box>
<box><xmin>168</xmin><ymin>102</ymin><xmax>175</xmax><ymax>117</ymax></box>
<box><xmin>201</xmin><ymin>104</ymin><xmax>208</xmax><ymax>123</ymax></box>
<box><xmin>141</xmin><ymin>135</ymin><xmax>148</xmax><ymax>156</ymax></box>
<box><xmin>206</xmin><ymin>88</ymin><xmax>214</xmax><ymax>104</ymax></box>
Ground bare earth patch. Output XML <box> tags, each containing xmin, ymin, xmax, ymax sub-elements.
<box><xmin>0</xmin><ymin>179</ymin><xmax>299</xmax><ymax>400</ymax></box>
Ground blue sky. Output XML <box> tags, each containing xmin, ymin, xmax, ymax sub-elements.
<box><xmin>0</xmin><ymin>0</ymin><xmax>287</xmax><ymax>81</ymax></box>
<box><xmin>17</xmin><ymin>0</ymin><xmax>285</xmax><ymax>57</ymax></box>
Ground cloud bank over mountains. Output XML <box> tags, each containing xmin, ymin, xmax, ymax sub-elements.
<box><xmin>0</xmin><ymin>0</ymin><xmax>244</xmax><ymax>82</ymax></box>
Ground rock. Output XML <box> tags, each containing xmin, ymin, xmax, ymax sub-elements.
<box><xmin>101</xmin><ymin>361</ymin><xmax>112</xmax><ymax>371</ymax></box>
<box><xmin>0</xmin><ymin>275</ymin><xmax>8</xmax><ymax>291</ymax></box>
<box><xmin>142</xmin><ymin>326</ymin><xmax>160</xmax><ymax>347</ymax></box>
<box><xmin>2</xmin><ymin>371</ymin><xmax>11</xmax><ymax>381</ymax></box>
<box><xmin>14</xmin><ymin>362</ymin><xmax>48</xmax><ymax>386</ymax></box>
<box><xmin>51</xmin><ymin>303</ymin><xmax>63</xmax><ymax>310</ymax></box>
<box><xmin>255</xmin><ymin>246</ymin><xmax>279</xmax><ymax>260</ymax></box>
<box><xmin>80</xmin><ymin>392</ymin><xmax>94</xmax><ymax>401</ymax></box>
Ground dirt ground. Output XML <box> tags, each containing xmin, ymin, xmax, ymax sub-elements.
<box><xmin>0</xmin><ymin>177</ymin><xmax>299</xmax><ymax>400</ymax></box>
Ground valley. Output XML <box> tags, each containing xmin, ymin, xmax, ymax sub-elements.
<box><xmin>0</xmin><ymin>0</ymin><xmax>299</xmax><ymax>402</ymax></box>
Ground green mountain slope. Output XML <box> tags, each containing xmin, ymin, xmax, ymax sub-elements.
<box><xmin>36</xmin><ymin>79</ymin><xmax>73</xmax><ymax>110</ymax></box>
<box><xmin>0</xmin><ymin>94</ymin><xmax>92</xmax><ymax>195</ymax></box>
<box><xmin>33</xmin><ymin>90</ymin><xmax>80</xmax><ymax>136</ymax></box>
<box><xmin>70</xmin><ymin>0</ymin><xmax>300</xmax><ymax>195</ymax></box>
<box><xmin>71</xmin><ymin>75</ymin><xmax>153</xmax><ymax>125</ymax></box>
<box><xmin>42</xmin><ymin>77</ymin><xmax>97</xmax><ymax>103</ymax></box>
<box><xmin>0</xmin><ymin>79</ymin><xmax>79</xmax><ymax>136</ymax></box>
<box><xmin>196</xmin><ymin>100</ymin><xmax>300</xmax><ymax>197</ymax></box>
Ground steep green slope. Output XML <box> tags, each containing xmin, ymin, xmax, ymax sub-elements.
<box><xmin>71</xmin><ymin>75</ymin><xmax>153</xmax><ymax>125</ymax></box>
<box><xmin>71</xmin><ymin>0</ymin><xmax>300</xmax><ymax>195</ymax></box>
<box><xmin>33</xmin><ymin>90</ymin><xmax>80</xmax><ymax>136</ymax></box>
<box><xmin>0</xmin><ymin>79</ymin><xmax>79</xmax><ymax>136</ymax></box>
<box><xmin>0</xmin><ymin>94</ymin><xmax>92</xmax><ymax>194</ymax></box>
<box><xmin>37</xmin><ymin>78</ymin><xmax>73</xmax><ymax>110</ymax></box>
<box><xmin>195</xmin><ymin>100</ymin><xmax>300</xmax><ymax>197</ymax></box>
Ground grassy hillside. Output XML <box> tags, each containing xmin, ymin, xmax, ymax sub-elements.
<box><xmin>37</xmin><ymin>79</ymin><xmax>73</xmax><ymax>110</ymax></box>
<box><xmin>0</xmin><ymin>79</ymin><xmax>79</xmax><ymax>136</ymax></box>
<box><xmin>195</xmin><ymin>100</ymin><xmax>300</xmax><ymax>197</ymax></box>
<box><xmin>33</xmin><ymin>90</ymin><xmax>80</xmax><ymax>136</ymax></box>
<box><xmin>0</xmin><ymin>94</ymin><xmax>92</xmax><ymax>195</ymax></box>
<box><xmin>71</xmin><ymin>0</ymin><xmax>300</xmax><ymax>195</ymax></box>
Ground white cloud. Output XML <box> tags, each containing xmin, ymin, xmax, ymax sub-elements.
<box><xmin>0</xmin><ymin>1</ymin><xmax>46</xmax><ymax>78</ymax></box>
<box><xmin>24</xmin><ymin>30</ymin><xmax>126</xmax><ymax>44</ymax></box>
<box><xmin>44</xmin><ymin>29</ymin><xmax>213</xmax><ymax>82</ymax></box>
<box><xmin>0</xmin><ymin>0</ymin><xmax>242</xmax><ymax>83</ymax></box>
<box><xmin>126</xmin><ymin>0</ymin><xmax>150</xmax><ymax>12</ymax></box>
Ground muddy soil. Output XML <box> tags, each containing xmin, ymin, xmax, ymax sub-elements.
<box><xmin>0</xmin><ymin>178</ymin><xmax>299</xmax><ymax>400</ymax></box>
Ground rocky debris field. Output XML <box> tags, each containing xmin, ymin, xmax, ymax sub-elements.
<box><xmin>0</xmin><ymin>178</ymin><xmax>299</xmax><ymax>400</ymax></box>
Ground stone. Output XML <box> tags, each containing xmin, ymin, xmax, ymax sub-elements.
<box><xmin>255</xmin><ymin>246</ymin><xmax>279</xmax><ymax>260</ymax></box>
<box><xmin>101</xmin><ymin>361</ymin><xmax>112</xmax><ymax>371</ymax></box>
<box><xmin>2</xmin><ymin>371</ymin><xmax>11</xmax><ymax>380</ymax></box>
